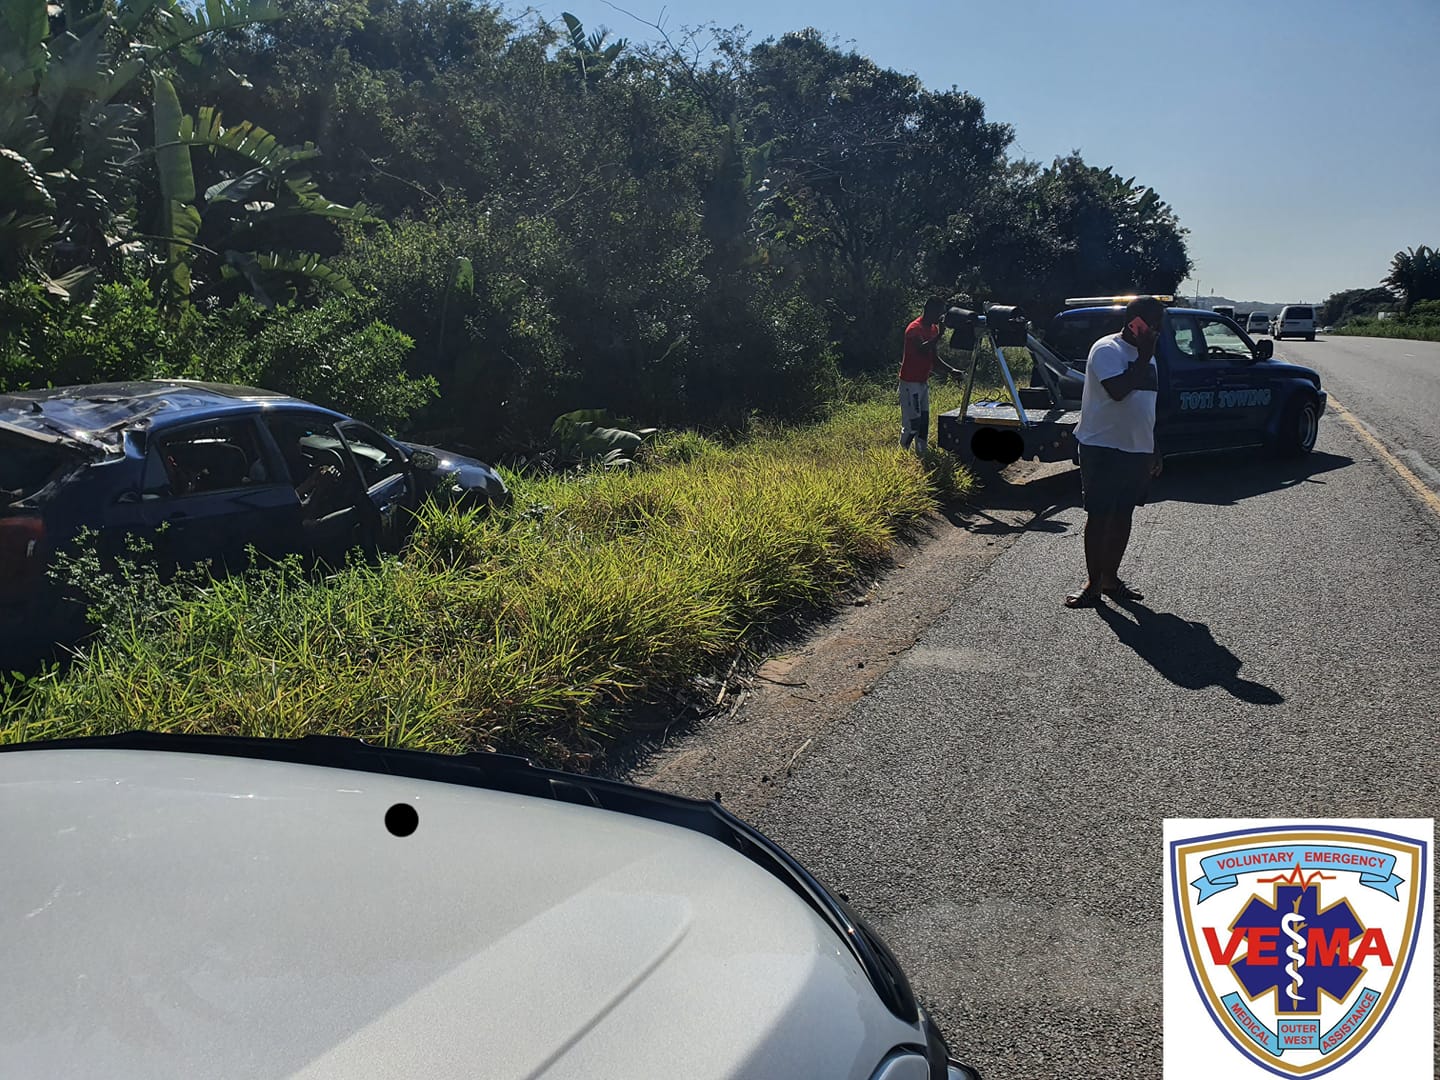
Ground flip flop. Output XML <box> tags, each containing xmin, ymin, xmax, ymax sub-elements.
<box><xmin>1101</xmin><ymin>580</ymin><xmax>1144</xmax><ymax>601</ymax></box>
<box><xmin>1064</xmin><ymin>585</ymin><xmax>1102</xmax><ymax>608</ymax></box>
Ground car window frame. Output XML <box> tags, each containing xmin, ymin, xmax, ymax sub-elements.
<box><xmin>1163</xmin><ymin>312</ymin><xmax>1208</xmax><ymax>369</ymax></box>
<box><xmin>145</xmin><ymin>415</ymin><xmax>281</xmax><ymax>501</ymax></box>
<box><xmin>336</xmin><ymin>421</ymin><xmax>409</xmax><ymax>494</ymax></box>
<box><xmin>1194</xmin><ymin>314</ymin><xmax>1259</xmax><ymax>363</ymax></box>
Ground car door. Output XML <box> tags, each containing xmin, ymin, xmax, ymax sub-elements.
<box><xmin>140</xmin><ymin>417</ymin><xmax>303</xmax><ymax>573</ymax></box>
<box><xmin>1195</xmin><ymin>315</ymin><xmax>1272</xmax><ymax>445</ymax></box>
<box><xmin>261</xmin><ymin>409</ymin><xmax>370</xmax><ymax>563</ymax></box>
<box><xmin>1155</xmin><ymin>312</ymin><xmax>1216</xmax><ymax>454</ymax></box>
<box><xmin>335</xmin><ymin>422</ymin><xmax>417</xmax><ymax>553</ymax></box>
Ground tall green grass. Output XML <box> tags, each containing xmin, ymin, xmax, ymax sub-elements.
<box><xmin>1333</xmin><ymin>321</ymin><xmax>1440</xmax><ymax>343</ymax></box>
<box><xmin>1</xmin><ymin>396</ymin><xmax>972</xmax><ymax>762</ymax></box>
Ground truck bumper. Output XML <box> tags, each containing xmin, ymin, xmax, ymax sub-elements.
<box><xmin>937</xmin><ymin>412</ymin><xmax>1079</xmax><ymax>465</ymax></box>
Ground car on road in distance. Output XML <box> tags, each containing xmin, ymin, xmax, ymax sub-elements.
<box><xmin>1273</xmin><ymin>304</ymin><xmax>1316</xmax><ymax>341</ymax></box>
<box><xmin>0</xmin><ymin>731</ymin><xmax>983</xmax><ymax>1080</ymax></box>
<box><xmin>1247</xmin><ymin>311</ymin><xmax>1272</xmax><ymax>335</ymax></box>
<box><xmin>1</xmin><ymin>380</ymin><xmax>510</xmax><ymax>663</ymax></box>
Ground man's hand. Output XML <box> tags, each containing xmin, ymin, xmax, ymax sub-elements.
<box><xmin>1135</xmin><ymin>326</ymin><xmax>1159</xmax><ymax>363</ymax></box>
<box><xmin>1103</xmin><ymin>356</ymin><xmax>1158</xmax><ymax>400</ymax></box>
<box><xmin>1151</xmin><ymin>453</ymin><xmax>1164</xmax><ymax>478</ymax></box>
<box><xmin>1129</xmin><ymin>358</ymin><xmax>1159</xmax><ymax>391</ymax></box>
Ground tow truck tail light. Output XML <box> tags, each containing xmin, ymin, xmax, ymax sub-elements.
<box><xmin>0</xmin><ymin>516</ymin><xmax>46</xmax><ymax>604</ymax></box>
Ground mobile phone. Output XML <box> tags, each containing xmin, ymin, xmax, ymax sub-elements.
<box><xmin>1127</xmin><ymin>316</ymin><xmax>1150</xmax><ymax>337</ymax></box>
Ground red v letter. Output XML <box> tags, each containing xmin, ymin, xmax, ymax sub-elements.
<box><xmin>1203</xmin><ymin>927</ymin><xmax>1246</xmax><ymax>966</ymax></box>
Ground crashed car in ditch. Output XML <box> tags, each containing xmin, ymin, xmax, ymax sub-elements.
<box><xmin>1</xmin><ymin>380</ymin><xmax>509</xmax><ymax>661</ymax></box>
<box><xmin>0</xmin><ymin>732</ymin><xmax>981</xmax><ymax>1080</ymax></box>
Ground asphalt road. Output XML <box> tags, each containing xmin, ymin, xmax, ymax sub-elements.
<box><xmin>745</xmin><ymin>370</ymin><xmax>1440</xmax><ymax>1078</ymax></box>
<box><xmin>1271</xmin><ymin>332</ymin><xmax>1440</xmax><ymax>493</ymax></box>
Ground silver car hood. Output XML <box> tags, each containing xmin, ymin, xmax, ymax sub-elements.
<box><xmin>0</xmin><ymin>747</ymin><xmax>922</xmax><ymax>1079</ymax></box>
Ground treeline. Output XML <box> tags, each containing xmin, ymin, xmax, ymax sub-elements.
<box><xmin>2</xmin><ymin>0</ymin><xmax>1192</xmax><ymax>454</ymax></box>
<box><xmin>1320</xmin><ymin>244</ymin><xmax>1439</xmax><ymax>339</ymax></box>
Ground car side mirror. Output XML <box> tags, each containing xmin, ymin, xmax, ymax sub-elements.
<box><xmin>409</xmin><ymin>450</ymin><xmax>439</xmax><ymax>472</ymax></box>
<box><xmin>1255</xmin><ymin>339</ymin><xmax>1274</xmax><ymax>361</ymax></box>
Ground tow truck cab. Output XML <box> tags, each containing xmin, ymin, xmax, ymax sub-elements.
<box><xmin>936</xmin><ymin>295</ymin><xmax>1328</xmax><ymax>465</ymax></box>
<box><xmin>1050</xmin><ymin>302</ymin><xmax>1326</xmax><ymax>457</ymax></box>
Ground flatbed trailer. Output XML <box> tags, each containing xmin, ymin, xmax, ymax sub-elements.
<box><xmin>936</xmin><ymin>295</ymin><xmax>1329</xmax><ymax>466</ymax></box>
<box><xmin>935</xmin><ymin>310</ymin><xmax>1084</xmax><ymax>466</ymax></box>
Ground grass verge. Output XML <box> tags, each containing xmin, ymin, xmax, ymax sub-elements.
<box><xmin>1</xmin><ymin>389</ymin><xmax>974</xmax><ymax>763</ymax></box>
<box><xmin>1332</xmin><ymin>322</ymin><xmax>1440</xmax><ymax>343</ymax></box>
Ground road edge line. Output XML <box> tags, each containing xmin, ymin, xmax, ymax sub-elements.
<box><xmin>1326</xmin><ymin>393</ymin><xmax>1440</xmax><ymax>518</ymax></box>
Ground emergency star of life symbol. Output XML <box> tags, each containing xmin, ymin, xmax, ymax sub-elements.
<box><xmin>1170</xmin><ymin>825</ymin><xmax>1427</xmax><ymax>1077</ymax></box>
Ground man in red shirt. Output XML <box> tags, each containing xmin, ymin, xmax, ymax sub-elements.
<box><xmin>898</xmin><ymin>297</ymin><xmax>947</xmax><ymax>455</ymax></box>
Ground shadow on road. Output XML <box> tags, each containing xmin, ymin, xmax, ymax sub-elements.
<box><xmin>1096</xmin><ymin>600</ymin><xmax>1284</xmax><ymax>705</ymax></box>
<box><xmin>1151</xmin><ymin>450</ymin><xmax>1352</xmax><ymax>507</ymax></box>
<box><xmin>944</xmin><ymin>450</ymin><xmax>1354</xmax><ymax>535</ymax></box>
<box><xmin>943</xmin><ymin>468</ymin><xmax>1082</xmax><ymax>535</ymax></box>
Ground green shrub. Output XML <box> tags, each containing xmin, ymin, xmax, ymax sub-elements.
<box><xmin>0</xmin><ymin>279</ymin><xmax>194</xmax><ymax>391</ymax></box>
<box><xmin>195</xmin><ymin>295</ymin><xmax>437</xmax><ymax>431</ymax></box>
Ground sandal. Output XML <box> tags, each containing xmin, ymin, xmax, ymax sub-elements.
<box><xmin>1101</xmin><ymin>580</ymin><xmax>1144</xmax><ymax>601</ymax></box>
<box><xmin>1064</xmin><ymin>585</ymin><xmax>1102</xmax><ymax>608</ymax></box>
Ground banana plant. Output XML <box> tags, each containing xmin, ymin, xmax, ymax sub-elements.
<box><xmin>151</xmin><ymin>82</ymin><xmax>370</xmax><ymax>307</ymax></box>
<box><xmin>560</xmin><ymin>12</ymin><xmax>626</xmax><ymax>89</ymax></box>
<box><xmin>0</xmin><ymin>0</ymin><xmax>280</xmax><ymax>284</ymax></box>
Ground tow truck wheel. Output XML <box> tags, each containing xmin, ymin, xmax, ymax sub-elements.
<box><xmin>1277</xmin><ymin>395</ymin><xmax>1320</xmax><ymax>456</ymax></box>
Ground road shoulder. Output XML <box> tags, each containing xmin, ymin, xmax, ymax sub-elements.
<box><xmin>624</xmin><ymin>459</ymin><xmax>1079</xmax><ymax>821</ymax></box>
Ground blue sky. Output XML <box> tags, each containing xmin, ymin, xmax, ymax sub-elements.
<box><xmin>536</xmin><ymin>0</ymin><xmax>1440</xmax><ymax>305</ymax></box>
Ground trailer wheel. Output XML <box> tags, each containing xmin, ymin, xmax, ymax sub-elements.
<box><xmin>1276</xmin><ymin>395</ymin><xmax>1319</xmax><ymax>456</ymax></box>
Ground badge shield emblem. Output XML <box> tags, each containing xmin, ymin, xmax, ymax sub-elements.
<box><xmin>1170</xmin><ymin>824</ymin><xmax>1427</xmax><ymax>1077</ymax></box>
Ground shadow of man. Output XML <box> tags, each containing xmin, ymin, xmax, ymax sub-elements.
<box><xmin>944</xmin><ymin>467</ymin><xmax>1083</xmax><ymax>535</ymax></box>
<box><xmin>1096</xmin><ymin>601</ymin><xmax>1284</xmax><ymax>705</ymax></box>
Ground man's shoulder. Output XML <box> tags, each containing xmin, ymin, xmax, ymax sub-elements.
<box><xmin>905</xmin><ymin>317</ymin><xmax>929</xmax><ymax>335</ymax></box>
<box><xmin>1088</xmin><ymin>331</ymin><xmax>1127</xmax><ymax>357</ymax></box>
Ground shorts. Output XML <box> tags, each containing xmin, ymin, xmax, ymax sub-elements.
<box><xmin>899</xmin><ymin>380</ymin><xmax>929</xmax><ymax>433</ymax></box>
<box><xmin>1078</xmin><ymin>442</ymin><xmax>1154</xmax><ymax>515</ymax></box>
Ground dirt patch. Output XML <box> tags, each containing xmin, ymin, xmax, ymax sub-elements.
<box><xmin>623</xmin><ymin>459</ymin><xmax>1080</xmax><ymax>820</ymax></box>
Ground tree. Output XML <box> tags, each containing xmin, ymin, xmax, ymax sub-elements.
<box><xmin>942</xmin><ymin>153</ymin><xmax>1190</xmax><ymax>323</ymax></box>
<box><xmin>1381</xmin><ymin>245</ymin><xmax>1440</xmax><ymax>313</ymax></box>
<box><xmin>740</xmin><ymin>29</ymin><xmax>1013</xmax><ymax>370</ymax></box>
<box><xmin>0</xmin><ymin>0</ymin><xmax>283</xmax><ymax>286</ymax></box>
<box><xmin>151</xmin><ymin>83</ymin><xmax>370</xmax><ymax>307</ymax></box>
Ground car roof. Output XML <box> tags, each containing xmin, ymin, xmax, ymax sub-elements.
<box><xmin>0</xmin><ymin>380</ymin><xmax>341</xmax><ymax>442</ymax></box>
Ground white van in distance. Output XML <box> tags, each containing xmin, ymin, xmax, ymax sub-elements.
<box><xmin>1274</xmin><ymin>305</ymin><xmax>1316</xmax><ymax>341</ymax></box>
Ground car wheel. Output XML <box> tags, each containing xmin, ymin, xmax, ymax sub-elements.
<box><xmin>1306</xmin><ymin>334</ymin><xmax>1315</xmax><ymax>341</ymax></box>
<box><xmin>1277</xmin><ymin>395</ymin><xmax>1319</xmax><ymax>456</ymax></box>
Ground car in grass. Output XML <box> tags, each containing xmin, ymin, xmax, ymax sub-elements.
<box><xmin>0</xmin><ymin>731</ymin><xmax>982</xmax><ymax>1080</ymax></box>
<box><xmin>1</xmin><ymin>380</ymin><xmax>509</xmax><ymax>663</ymax></box>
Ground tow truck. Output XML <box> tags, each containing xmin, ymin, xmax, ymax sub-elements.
<box><xmin>935</xmin><ymin>295</ymin><xmax>1328</xmax><ymax>467</ymax></box>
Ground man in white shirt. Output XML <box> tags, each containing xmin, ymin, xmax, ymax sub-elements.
<box><xmin>1064</xmin><ymin>295</ymin><xmax>1165</xmax><ymax>608</ymax></box>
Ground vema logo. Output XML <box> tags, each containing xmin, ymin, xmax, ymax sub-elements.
<box><xmin>1165</xmin><ymin>821</ymin><xmax>1432</xmax><ymax>1078</ymax></box>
